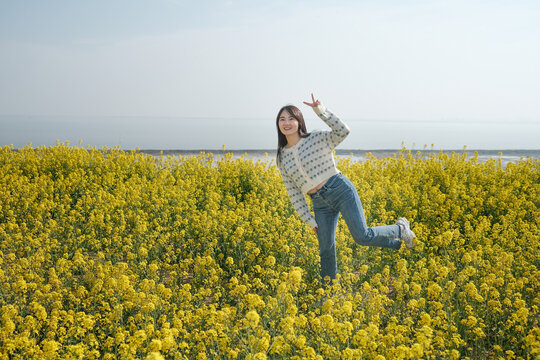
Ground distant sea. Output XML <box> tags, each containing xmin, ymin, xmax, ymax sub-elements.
<box><xmin>2</xmin><ymin>115</ymin><xmax>539</xmax><ymax>169</ymax></box>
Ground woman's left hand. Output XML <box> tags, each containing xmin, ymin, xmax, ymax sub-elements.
<box><xmin>303</xmin><ymin>93</ymin><xmax>321</xmax><ymax>108</ymax></box>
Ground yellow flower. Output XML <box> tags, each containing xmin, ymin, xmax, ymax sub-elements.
<box><xmin>295</xmin><ymin>334</ymin><xmax>306</xmax><ymax>349</ymax></box>
<box><xmin>245</xmin><ymin>293</ymin><xmax>265</xmax><ymax>310</ymax></box>
<box><xmin>245</xmin><ymin>310</ymin><xmax>260</xmax><ymax>329</ymax></box>
<box><xmin>149</xmin><ymin>339</ymin><xmax>162</xmax><ymax>352</ymax></box>
<box><xmin>265</xmin><ymin>255</ymin><xmax>276</xmax><ymax>267</ymax></box>
<box><xmin>146</xmin><ymin>352</ymin><xmax>165</xmax><ymax>360</ymax></box>
<box><xmin>287</xmin><ymin>267</ymin><xmax>302</xmax><ymax>292</ymax></box>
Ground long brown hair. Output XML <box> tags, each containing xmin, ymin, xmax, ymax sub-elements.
<box><xmin>276</xmin><ymin>105</ymin><xmax>310</xmax><ymax>166</ymax></box>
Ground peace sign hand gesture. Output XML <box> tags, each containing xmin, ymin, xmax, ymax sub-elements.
<box><xmin>303</xmin><ymin>93</ymin><xmax>321</xmax><ymax>108</ymax></box>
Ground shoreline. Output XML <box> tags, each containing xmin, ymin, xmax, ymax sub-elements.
<box><xmin>137</xmin><ymin>148</ymin><xmax>540</xmax><ymax>158</ymax></box>
<box><xmin>7</xmin><ymin>147</ymin><xmax>539</xmax><ymax>166</ymax></box>
<box><xmin>139</xmin><ymin>149</ymin><xmax>540</xmax><ymax>168</ymax></box>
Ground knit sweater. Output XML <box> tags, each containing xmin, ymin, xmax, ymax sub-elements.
<box><xmin>278</xmin><ymin>103</ymin><xmax>350</xmax><ymax>228</ymax></box>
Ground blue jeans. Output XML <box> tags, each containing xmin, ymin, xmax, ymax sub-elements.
<box><xmin>308</xmin><ymin>173</ymin><xmax>402</xmax><ymax>283</ymax></box>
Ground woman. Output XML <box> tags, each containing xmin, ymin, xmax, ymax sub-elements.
<box><xmin>276</xmin><ymin>93</ymin><xmax>415</xmax><ymax>284</ymax></box>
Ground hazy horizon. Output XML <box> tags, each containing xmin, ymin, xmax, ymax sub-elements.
<box><xmin>2</xmin><ymin>114</ymin><xmax>539</xmax><ymax>150</ymax></box>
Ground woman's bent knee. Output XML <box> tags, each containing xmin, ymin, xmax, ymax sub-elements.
<box><xmin>353</xmin><ymin>228</ymin><xmax>374</xmax><ymax>246</ymax></box>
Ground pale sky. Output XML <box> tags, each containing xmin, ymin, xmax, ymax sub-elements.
<box><xmin>1</xmin><ymin>0</ymin><xmax>539</xmax><ymax>149</ymax></box>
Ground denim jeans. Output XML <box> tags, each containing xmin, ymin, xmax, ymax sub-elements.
<box><xmin>308</xmin><ymin>173</ymin><xmax>402</xmax><ymax>283</ymax></box>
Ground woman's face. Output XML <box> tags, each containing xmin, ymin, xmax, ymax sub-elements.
<box><xmin>278</xmin><ymin>109</ymin><xmax>299</xmax><ymax>136</ymax></box>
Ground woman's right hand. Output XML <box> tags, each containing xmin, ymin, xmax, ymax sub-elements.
<box><xmin>313</xmin><ymin>226</ymin><xmax>318</xmax><ymax>236</ymax></box>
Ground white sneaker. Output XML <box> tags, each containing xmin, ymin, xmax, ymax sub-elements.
<box><xmin>397</xmin><ymin>218</ymin><xmax>415</xmax><ymax>249</ymax></box>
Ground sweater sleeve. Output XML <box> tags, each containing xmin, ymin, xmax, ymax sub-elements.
<box><xmin>279</xmin><ymin>166</ymin><xmax>318</xmax><ymax>229</ymax></box>
<box><xmin>313</xmin><ymin>103</ymin><xmax>350</xmax><ymax>149</ymax></box>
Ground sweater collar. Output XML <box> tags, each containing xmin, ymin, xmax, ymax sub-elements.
<box><xmin>283</xmin><ymin>136</ymin><xmax>304</xmax><ymax>151</ymax></box>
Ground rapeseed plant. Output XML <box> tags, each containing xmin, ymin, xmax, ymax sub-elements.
<box><xmin>0</xmin><ymin>144</ymin><xmax>538</xmax><ymax>359</ymax></box>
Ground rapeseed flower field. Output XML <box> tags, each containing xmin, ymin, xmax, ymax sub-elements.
<box><xmin>0</xmin><ymin>144</ymin><xmax>538</xmax><ymax>359</ymax></box>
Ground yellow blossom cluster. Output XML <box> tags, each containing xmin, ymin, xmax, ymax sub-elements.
<box><xmin>0</xmin><ymin>144</ymin><xmax>538</xmax><ymax>359</ymax></box>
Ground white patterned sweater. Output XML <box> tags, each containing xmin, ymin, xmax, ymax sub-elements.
<box><xmin>278</xmin><ymin>103</ymin><xmax>350</xmax><ymax>229</ymax></box>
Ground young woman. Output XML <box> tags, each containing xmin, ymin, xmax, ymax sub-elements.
<box><xmin>276</xmin><ymin>93</ymin><xmax>415</xmax><ymax>284</ymax></box>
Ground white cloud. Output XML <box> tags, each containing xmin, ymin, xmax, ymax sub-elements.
<box><xmin>0</xmin><ymin>0</ymin><xmax>538</xmax><ymax>124</ymax></box>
